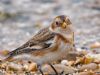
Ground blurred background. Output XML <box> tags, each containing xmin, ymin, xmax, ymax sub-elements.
<box><xmin>0</xmin><ymin>0</ymin><xmax>100</xmax><ymax>52</ymax></box>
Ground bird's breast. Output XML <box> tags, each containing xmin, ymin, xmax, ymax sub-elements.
<box><xmin>56</xmin><ymin>34</ymin><xmax>73</xmax><ymax>52</ymax></box>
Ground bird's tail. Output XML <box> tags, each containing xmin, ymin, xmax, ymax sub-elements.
<box><xmin>1</xmin><ymin>48</ymin><xmax>38</xmax><ymax>63</ymax></box>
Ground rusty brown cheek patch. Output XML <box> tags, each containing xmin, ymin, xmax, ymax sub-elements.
<box><xmin>51</xmin><ymin>23</ymin><xmax>56</xmax><ymax>30</ymax></box>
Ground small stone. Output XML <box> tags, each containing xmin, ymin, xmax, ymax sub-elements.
<box><xmin>83</xmin><ymin>56</ymin><xmax>94</xmax><ymax>64</ymax></box>
<box><xmin>77</xmin><ymin>71</ymin><xmax>94</xmax><ymax>75</ymax></box>
<box><xmin>90</xmin><ymin>42</ymin><xmax>100</xmax><ymax>49</ymax></box>
<box><xmin>23</xmin><ymin>64</ymin><xmax>29</xmax><ymax>70</ymax></box>
<box><xmin>0</xmin><ymin>50</ymin><xmax>9</xmax><ymax>55</ymax></box>
<box><xmin>42</xmin><ymin>64</ymin><xmax>76</xmax><ymax>74</ymax></box>
<box><xmin>77</xmin><ymin>48</ymin><xmax>82</xmax><ymax>51</ymax></box>
<box><xmin>0</xmin><ymin>62</ymin><xmax>8</xmax><ymax>69</ymax></box>
<box><xmin>61</xmin><ymin>60</ymin><xmax>75</xmax><ymax>66</ymax></box>
<box><xmin>28</xmin><ymin>62</ymin><xmax>37</xmax><ymax>72</ymax></box>
<box><xmin>7</xmin><ymin>63</ymin><xmax>23</xmax><ymax>71</ymax></box>
<box><xmin>81</xmin><ymin>47</ymin><xmax>88</xmax><ymax>50</ymax></box>
<box><xmin>78</xmin><ymin>63</ymin><xmax>98</xmax><ymax>71</ymax></box>
<box><xmin>68</xmin><ymin>61</ymin><xmax>75</xmax><ymax>66</ymax></box>
<box><xmin>61</xmin><ymin>60</ymin><xmax>68</xmax><ymax>66</ymax></box>
<box><xmin>86</xmin><ymin>54</ymin><xmax>100</xmax><ymax>62</ymax></box>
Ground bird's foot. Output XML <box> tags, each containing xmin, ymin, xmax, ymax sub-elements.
<box><xmin>48</xmin><ymin>63</ymin><xmax>58</xmax><ymax>75</ymax></box>
<box><xmin>37</xmin><ymin>64</ymin><xmax>44</xmax><ymax>75</ymax></box>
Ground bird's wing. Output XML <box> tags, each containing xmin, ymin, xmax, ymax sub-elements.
<box><xmin>14</xmin><ymin>27</ymin><xmax>55</xmax><ymax>51</ymax></box>
<box><xmin>6</xmin><ymin>27</ymin><xmax>56</xmax><ymax>59</ymax></box>
<box><xmin>5</xmin><ymin>35</ymin><xmax>57</xmax><ymax>61</ymax></box>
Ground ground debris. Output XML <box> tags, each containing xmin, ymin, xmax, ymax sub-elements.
<box><xmin>0</xmin><ymin>49</ymin><xmax>99</xmax><ymax>75</ymax></box>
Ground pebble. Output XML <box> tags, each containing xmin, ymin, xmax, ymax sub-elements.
<box><xmin>90</xmin><ymin>42</ymin><xmax>100</xmax><ymax>49</ymax></box>
<box><xmin>42</xmin><ymin>64</ymin><xmax>76</xmax><ymax>74</ymax></box>
<box><xmin>78</xmin><ymin>63</ymin><xmax>98</xmax><ymax>71</ymax></box>
<box><xmin>28</xmin><ymin>62</ymin><xmax>37</xmax><ymax>72</ymax></box>
<box><xmin>7</xmin><ymin>63</ymin><xmax>23</xmax><ymax>71</ymax></box>
<box><xmin>61</xmin><ymin>60</ymin><xmax>68</xmax><ymax>66</ymax></box>
<box><xmin>77</xmin><ymin>71</ymin><xmax>94</xmax><ymax>75</ymax></box>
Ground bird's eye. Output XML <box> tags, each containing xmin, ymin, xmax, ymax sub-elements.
<box><xmin>56</xmin><ymin>22</ymin><xmax>59</xmax><ymax>25</ymax></box>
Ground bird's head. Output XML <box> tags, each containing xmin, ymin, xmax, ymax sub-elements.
<box><xmin>49</xmin><ymin>15</ymin><xmax>72</xmax><ymax>34</ymax></box>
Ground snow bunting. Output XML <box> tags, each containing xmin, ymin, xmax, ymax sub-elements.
<box><xmin>4</xmin><ymin>15</ymin><xmax>75</xmax><ymax>74</ymax></box>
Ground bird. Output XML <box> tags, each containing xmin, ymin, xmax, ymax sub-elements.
<box><xmin>3</xmin><ymin>15</ymin><xmax>75</xmax><ymax>75</ymax></box>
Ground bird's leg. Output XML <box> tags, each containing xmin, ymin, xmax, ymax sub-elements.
<box><xmin>60</xmin><ymin>70</ymin><xmax>64</xmax><ymax>75</ymax></box>
<box><xmin>37</xmin><ymin>64</ymin><xmax>44</xmax><ymax>75</ymax></box>
<box><xmin>48</xmin><ymin>63</ymin><xmax>58</xmax><ymax>75</ymax></box>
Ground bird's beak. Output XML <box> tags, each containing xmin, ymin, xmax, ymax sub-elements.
<box><xmin>62</xmin><ymin>19</ymin><xmax>72</xmax><ymax>29</ymax></box>
<box><xmin>62</xmin><ymin>22</ymin><xmax>67</xmax><ymax>29</ymax></box>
